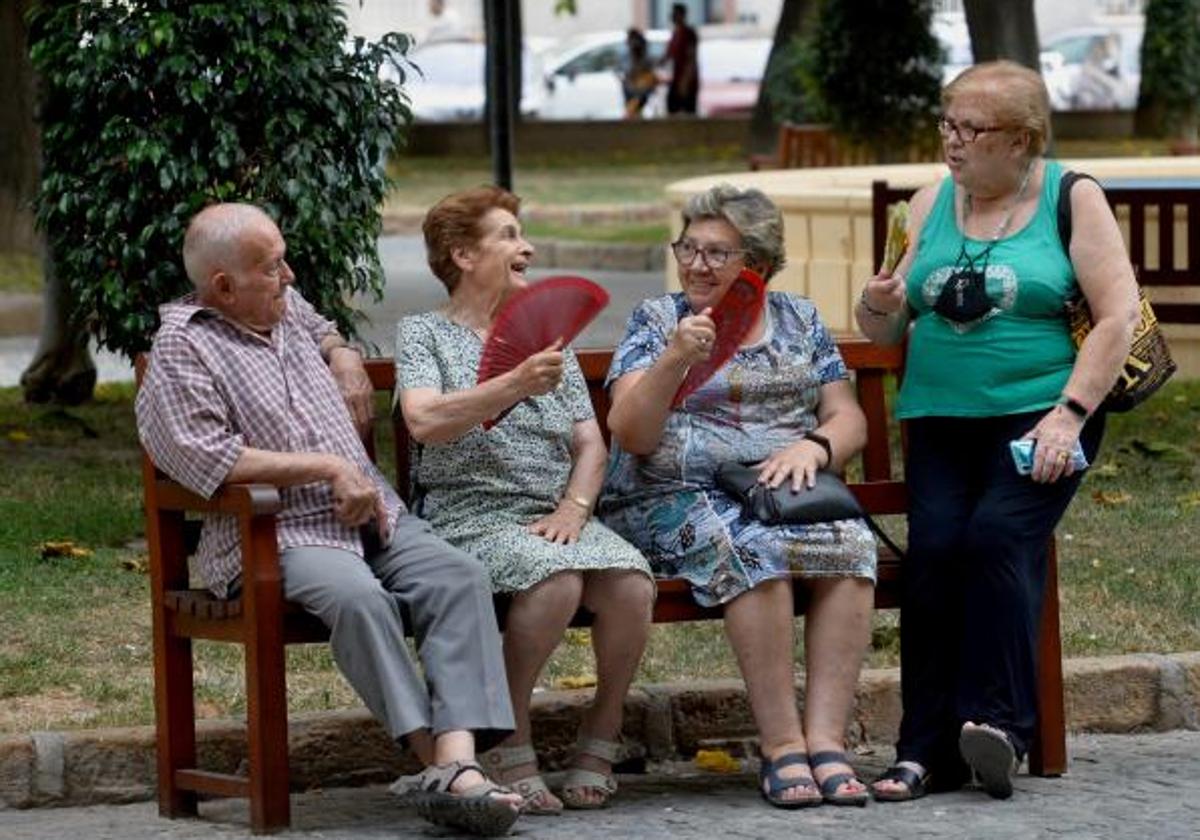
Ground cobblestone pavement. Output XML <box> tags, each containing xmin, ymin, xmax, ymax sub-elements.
<box><xmin>2</xmin><ymin>732</ymin><xmax>1197</xmax><ymax>839</ymax></box>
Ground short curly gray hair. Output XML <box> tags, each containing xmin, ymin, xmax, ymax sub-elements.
<box><xmin>680</xmin><ymin>183</ymin><xmax>785</xmax><ymax>280</ymax></box>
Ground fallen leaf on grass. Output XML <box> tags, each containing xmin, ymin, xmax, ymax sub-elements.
<box><xmin>6</xmin><ymin>429</ymin><xmax>31</xmax><ymax>443</ymax></box>
<box><xmin>694</xmin><ymin>749</ymin><xmax>741</xmax><ymax>773</ymax></box>
<box><xmin>121</xmin><ymin>555</ymin><xmax>150</xmax><ymax>573</ymax></box>
<box><xmin>1177</xmin><ymin>492</ymin><xmax>1200</xmax><ymax>509</ymax></box>
<box><xmin>1091</xmin><ymin>490</ymin><xmax>1132</xmax><ymax>507</ymax></box>
<box><xmin>37</xmin><ymin>540</ymin><xmax>93</xmax><ymax>559</ymax></box>
<box><xmin>555</xmin><ymin>675</ymin><xmax>597</xmax><ymax>689</ymax></box>
<box><xmin>1091</xmin><ymin>462</ymin><xmax>1121</xmax><ymax>478</ymax></box>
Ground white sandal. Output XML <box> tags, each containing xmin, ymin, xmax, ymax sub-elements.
<box><xmin>559</xmin><ymin>736</ymin><xmax>621</xmax><ymax>810</ymax></box>
<box><xmin>479</xmin><ymin>743</ymin><xmax>562</xmax><ymax>815</ymax></box>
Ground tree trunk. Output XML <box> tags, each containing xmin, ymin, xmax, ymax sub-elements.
<box><xmin>963</xmin><ymin>0</ymin><xmax>1040</xmax><ymax>70</ymax></box>
<box><xmin>7</xmin><ymin>0</ymin><xmax>96</xmax><ymax>405</ymax></box>
<box><xmin>0</xmin><ymin>0</ymin><xmax>39</xmax><ymax>254</ymax></box>
<box><xmin>749</xmin><ymin>0</ymin><xmax>813</xmax><ymax>154</ymax></box>
<box><xmin>20</xmin><ymin>246</ymin><xmax>97</xmax><ymax>406</ymax></box>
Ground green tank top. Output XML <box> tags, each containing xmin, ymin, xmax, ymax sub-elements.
<box><xmin>897</xmin><ymin>159</ymin><xmax>1078</xmax><ymax>419</ymax></box>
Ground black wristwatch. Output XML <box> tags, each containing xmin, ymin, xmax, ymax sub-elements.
<box><xmin>804</xmin><ymin>430</ymin><xmax>833</xmax><ymax>468</ymax></box>
<box><xmin>1058</xmin><ymin>395</ymin><xmax>1091</xmax><ymax>420</ymax></box>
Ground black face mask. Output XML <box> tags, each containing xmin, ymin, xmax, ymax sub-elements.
<box><xmin>933</xmin><ymin>267</ymin><xmax>993</xmax><ymax>323</ymax></box>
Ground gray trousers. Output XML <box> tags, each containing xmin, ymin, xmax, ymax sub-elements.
<box><xmin>280</xmin><ymin>513</ymin><xmax>513</xmax><ymax>751</ymax></box>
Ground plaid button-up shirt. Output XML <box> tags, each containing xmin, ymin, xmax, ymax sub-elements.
<box><xmin>136</xmin><ymin>287</ymin><xmax>403</xmax><ymax>597</ymax></box>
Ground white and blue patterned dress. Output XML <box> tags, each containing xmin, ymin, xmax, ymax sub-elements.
<box><xmin>599</xmin><ymin>292</ymin><xmax>877</xmax><ymax>607</ymax></box>
<box><xmin>395</xmin><ymin>311</ymin><xmax>651</xmax><ymax>594</ymax></box>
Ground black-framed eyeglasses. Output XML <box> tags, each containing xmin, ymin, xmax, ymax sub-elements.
<box><xmin>671</xmin><ymin>239</ymin><xmax>748</xmax><ymax>269</ymax></box>
<box><xmin>937</xmin><ymin>117</ymin><xmax>1008</xmax><ymax>144</ymax></box>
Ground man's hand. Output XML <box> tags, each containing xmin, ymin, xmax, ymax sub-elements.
<box><xmin>328</xmin><ymin>455</ymin><xmax>388</xmax><ymax>540</ymax></box>
<box><xmin>328</xmin><ymin>346</ymin><xmax>373</xmax><ymax>436</ymax></box>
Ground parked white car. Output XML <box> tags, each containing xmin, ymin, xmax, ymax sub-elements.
<box><xmin>1040</xmin><ymin>23</ymin><xmax>1143</xmax><ymax>111</ymax></box>
<box><xmin>534</xmin><ymin>29</ymin><xmax>772</xmax><ymax>120</ymax></box>
<box><xmin>397</xmin><ymin>37</ymin><xmax>554</xmax><ymax>121</ymax></box>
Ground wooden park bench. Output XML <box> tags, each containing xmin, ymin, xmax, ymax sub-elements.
<box><xmin>750</xmin><ymin>122</ymin><xmax>941</xmax><ymax>170</ymax></box>
<box><xmin>139</xmin><ymin>337</ymin><xmax>1066</xmax><ymax>834</ymax></box>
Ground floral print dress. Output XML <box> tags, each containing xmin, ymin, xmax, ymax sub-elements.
<box><xmin>599</xmin><ymin>292</ymin><xmax>876</xmax><ymax>607</ymax></box>
<box><xmin>395</xmin><ymin>311</ymin><xmax>650</xmax><ymax>593</ymax></box>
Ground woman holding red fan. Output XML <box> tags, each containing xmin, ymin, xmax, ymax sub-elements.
<box><xmin>394</xmin><ymin>187</ymin><xmax>654</xmax><ymax>814</ymax></box>
<box><xmin>601</xmin><ymin>184</ymin><xmax>877</xmax><ymax>809</ymax></box>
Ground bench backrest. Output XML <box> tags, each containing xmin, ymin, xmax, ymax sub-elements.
<box><xmin>871</xmin><ymin>179</ymin><xmax>1200</xmax><ymax>324</ymax></box>
<box><xmin>364</xmin><ymin>339</ymin><xmax>907</xmax><ymax>516</ymax></box>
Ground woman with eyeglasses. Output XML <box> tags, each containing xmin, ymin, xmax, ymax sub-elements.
<box><xmin>857</xmin><ymin>61</ymin><xmax>1138</xmax><ymax>802</ymax></box>
<box><xmin>599</xmin><ymin>183</ymin><xmax>877</xmax><ymax>809</ymax></box>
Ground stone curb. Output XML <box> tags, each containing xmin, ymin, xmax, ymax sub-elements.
<box><xmin>2</xmin><ymin>652</ymin><xmax>1196</xmax><ymax>811</ymax></box>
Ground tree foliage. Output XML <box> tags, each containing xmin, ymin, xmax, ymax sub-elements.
<box><xmin>27</xmin><ymin>1</ymin><xmax>413</xmax><ymax>358</ymax></box>
<box><xmin>794</xmin><ymin>0</ymin><xmax>942</xmax><ymax>155</ymax></box>
<box><xmin>1138</xmin><ymin>0</ymin><xmax>1200</xmax><ymax>139</ymax></box>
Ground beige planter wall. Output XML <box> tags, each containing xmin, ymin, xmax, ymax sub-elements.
<box><xmin>664</xmin><ymin>157</ymin><xmax>1200</xmax><ymax>378</ymax></box>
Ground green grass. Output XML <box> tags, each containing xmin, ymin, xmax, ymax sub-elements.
<box><xmin>0</xmin><ymin>251</ymin><xmax>42</xmax><ymax>294</ymax></box>
<box><xmin>1</xmin><ymin>378</ymin><xmax>1197</xmax><ymax>733</ymax></box>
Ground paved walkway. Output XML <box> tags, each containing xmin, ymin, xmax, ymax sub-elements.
<box><xmin>3</xmin><ymin>732</ymin><xmax>1197</xmax><ymax>839</ymax></box>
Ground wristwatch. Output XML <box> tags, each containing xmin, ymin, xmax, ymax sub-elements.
<box><xmin>804</xmin><ymin>430</ymin><xmax>833</xmax><ymax>468</ymax></box>
<box><xmin>1058</xmin><ymin>395</ymin><xmax>1091</xmax><ymax>420</ymax></box>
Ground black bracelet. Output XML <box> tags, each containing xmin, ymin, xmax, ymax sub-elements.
<box><xmin>804</xmin><ymin>430</ymin><xmax>833</xmax><ymax>468</ymax></box>
<box><xmin>859</xmin><ymin>288</ymin><xmax>891</xmax><ymax>318</ymax></box>
<box><xmin>1059</xmin><ymin>395</ymin><xmax>1091</xmax><ymax>420</ymax></box>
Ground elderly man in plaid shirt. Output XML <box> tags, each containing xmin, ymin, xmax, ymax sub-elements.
<box><xmin>136</xmin><ymin>203</ymin><xmax>521</xmax><ymax>835</ymax></box>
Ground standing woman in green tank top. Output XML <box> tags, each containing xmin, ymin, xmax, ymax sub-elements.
<box><xmin>855</xmin><ymin>61</ymin><xmax>1139</xmax><ymax>803</ymax></box>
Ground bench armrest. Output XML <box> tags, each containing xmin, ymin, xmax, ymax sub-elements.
<box><xmin>154</xmin><ymin>479</ymin><xmax>282</xmax><ymax>517</ymax></box>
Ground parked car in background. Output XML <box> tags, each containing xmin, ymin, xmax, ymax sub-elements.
<box><xmin>932</xmin><ymin>13</ymin><xmax>974</xmax><ymax>85</ymax></box>
<box><xmin>396</xmin><ymin>37</ymin><xmax>553</xmax><ymax>121</ymax></box>
<box><xmin>1040</xmin><ymin>22</ymin><xmax>1144</xmax><ymax>111</ymax></box>
<box><xmin>535</xmin><ymin>29</ymin><xmax>771</xmax><ymax>120</ymax></box>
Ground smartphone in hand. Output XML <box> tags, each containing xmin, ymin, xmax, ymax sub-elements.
<box><xmin>1009</xmin><ymin>439</ymin><xmax>1089</xmax><ymax>475</ymax></box>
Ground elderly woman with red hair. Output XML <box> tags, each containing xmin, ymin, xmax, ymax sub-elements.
<box><xmin>393</xmin><ymin>186</ymin><xmax>654</xmax><ymax>814</ymax></box>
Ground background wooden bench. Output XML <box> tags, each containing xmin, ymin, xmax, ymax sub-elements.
<box><xmin>871</xmin><ymin>178</ymin><xmax>1200</xmax><ymax>325</ymax></box>
<box><xmin>749</xmin><ymin>123</ymin><xmax>941</xmax><ymax>170</ymax></box>
<box><xmin>140</xmin><ymin>337</ymin><xmax>1063</xmax><ymax>834</ymax></box>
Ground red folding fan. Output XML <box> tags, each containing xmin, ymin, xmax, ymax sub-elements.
<box><xmin>477</xmin><ymin>275</ymin><xmax>610</xmax><ymax>429</ymax></box>
<box><xmin>672</xmin><ymin>267</ymin><xmax>767</xmax><ymax>407</ymax></box>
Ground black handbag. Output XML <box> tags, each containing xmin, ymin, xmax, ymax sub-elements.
<box><xmin>714</xmin><ymin>461</ymin><xmax>906</xmax><ymax>559</ymax></box>
<box><xmin>714</xmin><ymin>462</ymin><xmax>864</xmax><ymax>524</ymax></box>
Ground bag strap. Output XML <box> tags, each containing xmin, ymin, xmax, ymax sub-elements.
<box><xmin>861</xmin><ymin>513</ymin><xmax>907</xmax><ymax>562</ymax></box>
<box><xmin>1056</xmin><ymin>169</ymin><xmax>1100</xmax><ymax>252</ymax></box>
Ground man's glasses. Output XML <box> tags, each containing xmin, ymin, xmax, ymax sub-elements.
<box><xmin>671</xmin><ymin>239</ymin><xmax>748</xmax><ymax>269</ymax></box>
<box><xmin>937</xmin><ymin>117</ymin><xmax>1008</xmax><ymax>144</ymax></box>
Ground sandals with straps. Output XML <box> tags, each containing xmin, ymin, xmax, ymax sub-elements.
<box><xmin>390</xmin><ymin>760</ymin><xmax>520</xmax><ymax>837</ymax></box>
<box><xmin>559</xmin><ymin>736</ymin><xmax>621</xmax><ymax>810</ymax></box>
<box><xmin>479</xmin><ymin>742</ymin><xmax>562</xmax><ymax>816</ymax></box>
<box><xmin>808</xmin><ymin>750</ymin><xmax>869</xmax><ymax>807</ymax></box>
<box><xmin>758</xmin><ymin>751</ymin><xmax>822</xmax><ymax>809</ymax></box>
<box><xmin>871</xmin><ymin>763</ymin><xmax>930</xmax><ymax>802</ymax></box>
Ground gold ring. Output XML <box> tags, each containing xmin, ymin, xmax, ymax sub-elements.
<box><xmin>1056</xmin><ymin>451</ymin><xmax>1069</xmax><ymax>463</ymax></box>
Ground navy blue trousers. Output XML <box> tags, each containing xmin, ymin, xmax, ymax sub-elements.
<box><xmin>896</xmin><ymin>410</ymin><xmax>1105</xmax><ymax>778</ymax></box>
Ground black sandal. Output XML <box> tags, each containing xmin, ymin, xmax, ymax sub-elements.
<box><xmin>758</xmin><ymin>751</ymin><xmax>822</xmax><ymax>809</ymax></box>
<box><xmin>871</xmin><ymin>763</ymin><xmax>929</xmax><ymax>802</ymax></box>
<box><xmin>959</xmin><ymin>723</ymin><xmax>1018</xmax><ymax>800</ymax></box>
<box><xmin>809</xmin><ymin>750</ymin><xmax>869</xmax><ymax>807</ymax></box>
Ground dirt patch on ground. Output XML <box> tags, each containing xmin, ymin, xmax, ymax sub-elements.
<box><xmin>0</xmin><ymin>689</ymin><xmax>100</xmax><ymax>733</ymax></box>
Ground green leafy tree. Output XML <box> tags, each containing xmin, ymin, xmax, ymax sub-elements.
<box><xmin>1138</xmin><ymin>0</ymin><xmax>1200</xmax><ymax>143</ymax></box>
<box><xmin>797</xmin><ymin>0</ymin><xmax>943</xmax><ymax>157</ymax></box>
<box><xmin>27</xmin><ymin>1</ymin><xmax>412</xmax><ymax>359</ymax></box>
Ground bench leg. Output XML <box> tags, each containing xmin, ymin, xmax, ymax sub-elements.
<box><xmin>152</xmin><ymin>629</ymin><xmax>199</xmax><ymax>818</ymax></box>
<box><xmin>1029</xmin><ymin>540</ymin><xmax>1067</xmax><ymax>777</ymax></box>
<box><xmin>243</xmin><ymin>543</ymin><xmax>292</xmax><ymax>834</ymax></box>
